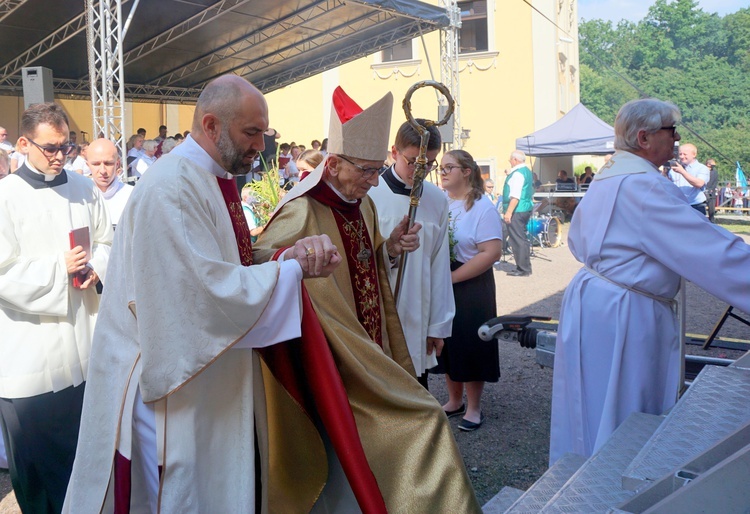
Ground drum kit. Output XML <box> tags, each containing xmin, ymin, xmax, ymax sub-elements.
<box><xmin>526</xmin><ymin>214</ymin><xmax>562</xmax><ymax>248</ymax></box>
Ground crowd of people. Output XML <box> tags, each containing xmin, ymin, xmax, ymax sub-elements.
<box><xmin>1</xmin><ymin>80</ymin><xmax>749</xmax><ymax>514</ymax></box>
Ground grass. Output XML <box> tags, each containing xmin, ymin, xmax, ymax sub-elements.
<box><xmin>718</xmin><ymin>222</ymin><xmax>750</xmax><ymax>235</ymax></box>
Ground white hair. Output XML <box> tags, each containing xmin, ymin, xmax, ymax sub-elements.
<box><xmin>142</xmin><ymin>139</ymin><xmax>158</xmax><ymax>152</ymax></box>
<box><xmin>161</xmin><ymin>138</ymin><xmax>179</xmax><ymax>154</ymax></box>
<box><xmin>614</xmin><ymin>99</ymin><xmax>681</xmax><ymax>153</ymax></box>
<box><xmin>511</xmin><ymin>150</ymin><xmax>526</xmax><ymax>163</ymax></box>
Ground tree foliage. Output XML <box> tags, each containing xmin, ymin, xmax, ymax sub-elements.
<box><xmin>580</xmin><ymin>0</ymin><xmax>750</xmax><ymax>180</ymax></box>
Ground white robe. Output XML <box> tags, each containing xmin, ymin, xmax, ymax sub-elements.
<box><xmin>0</xmin><ymin>167</ymin><xmax>112</xmax><ymax>398</ymax></box>
<box><xmin>550</xmin><ymin>151</ymin><xmax>750</xmax><ymax>464</ymax></box>
<box><xmin>101</xmin><ymin>177</ymin><xmax>134</xmax><ymax>227</ymax></box>
<box><xmin>64</xmin><ymin>137</ymin><xmax>303</xmax><ymax>513</ymax></box>
<box><xmin>368</xmin><ymin>172</ymin><xmax>454</xmax><ymax>376</ymax></box>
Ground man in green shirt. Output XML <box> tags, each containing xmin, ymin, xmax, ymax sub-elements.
<box><xmin>502</xmin><ymin>150</ymin><xmax>534</xmax><ymax>276</ymax></box>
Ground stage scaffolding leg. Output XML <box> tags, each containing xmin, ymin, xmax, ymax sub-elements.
<box><xmin>86</xmin><ymin>0</ymin><xmax>127</xmax><ymax>166</ymax></box>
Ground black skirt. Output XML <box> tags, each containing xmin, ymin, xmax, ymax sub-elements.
<box><xmin>433</xmin><ymin>261</ymin><xmax>500</xmax><ymax>382</ymax></box>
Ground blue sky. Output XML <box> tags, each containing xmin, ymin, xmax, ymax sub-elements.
<box><xmin>578</xmin><ymin>0</ymin><xmax>748</xmax><ymax>23</ymax></box>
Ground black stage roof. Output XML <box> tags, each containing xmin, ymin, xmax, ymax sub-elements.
<box><xmin>0</xmin><ymin>0</ymin><xmax>448</xmax><ymax>102</ymax></box>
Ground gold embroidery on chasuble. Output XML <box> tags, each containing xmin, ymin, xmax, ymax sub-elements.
<box><xmin>228</xmin><ymin>200</ymin><xmax>254</xmax><ymax>265</ymax></box>
<box><xmin>335</xmin><ymin>211</ymin><xmax>382</xmax><ymax>346</ymax></box>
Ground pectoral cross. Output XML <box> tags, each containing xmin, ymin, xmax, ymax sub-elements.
<box><xmin>357</xmin><ymin>243</ymin><xmax>372</xmax><ymax>269</ymax></box>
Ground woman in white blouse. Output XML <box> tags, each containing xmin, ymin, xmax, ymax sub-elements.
<box><xmin>433</xmin><ymin>149</ymin><xmax>503</xmax><ymax>431</ymax></box>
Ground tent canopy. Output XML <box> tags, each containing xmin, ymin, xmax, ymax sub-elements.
<box><xmin>515</xmin><ymin>103</ymin><xmax>615</xmax><ymax>157</ymax></box>
<box><xmin>0</xmin><ymin>0</ymin><xmax>448</xmax><ymax>102</ymax></box>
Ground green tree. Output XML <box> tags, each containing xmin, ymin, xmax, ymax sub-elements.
<box><xmin>579</xmin><ymin>0</ymin><xmax>750</xmax><ymax>168</ymax></box>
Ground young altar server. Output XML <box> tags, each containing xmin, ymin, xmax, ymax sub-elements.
<box><xmin>368</xmin><ymin>119</ymin><xmax>454</xmax><ymax>388</ymax></box>
<box><xmin>0</xmin><ymin>102</ymin><xmax>112</xmax><ymax>513</ymax></box>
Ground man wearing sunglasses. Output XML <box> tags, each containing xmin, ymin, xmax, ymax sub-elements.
<box><xmin>0</xmin><ymin>102</ymin><xmax>112</xmax><ymax>513</ymax></box>
<box><xmin>368</xmin><ymin>119</ymin><xmax>454</xmax><ymax>390</ymax></box>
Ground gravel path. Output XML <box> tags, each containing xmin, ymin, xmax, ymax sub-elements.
<box><xmin>2</xmin><ymin>227</ymin><xmax>748</xmax><ymax>512</ymax></box>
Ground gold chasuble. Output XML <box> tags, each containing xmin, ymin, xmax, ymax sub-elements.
<box><xmin>254</xmin><ymin>181</ymin><xmax>481</xmax><ymax>514</ymax></box>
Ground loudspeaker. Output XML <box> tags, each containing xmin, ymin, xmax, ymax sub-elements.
<box><xmin>22</xmin><ymin>67</ymin><xmax>54</xmax><ymax>110</ymax></box>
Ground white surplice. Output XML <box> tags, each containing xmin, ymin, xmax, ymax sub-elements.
<box><xmin>368</xmin><ymin>172</ymin><xmax>454</xmax><ymax>375</ymax></box>
<box><xmin>550</xmin><ymin>150</ymin><xmax>750</xmax><ymax>464</ymax></box>
<box><xmin>0</xmin><ymin>167</ymin><xmax>112</xmax><ymax>399</ymax></box>
<box><xmin>64</xmin><ymin>136</ymin><xmax>303</xmax><ymax>513</ymax></box>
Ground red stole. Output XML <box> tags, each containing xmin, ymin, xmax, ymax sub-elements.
<box><xmin>223</xmin><ymin>178</ymin><xmax>387</xmax><ymax>512</ymax></box>
<box><xmin>216</xmin><ymin>177</ymin><xmax>253</xmax><ymax>265</ymax></box>
<box><xmin>307</xmin><ymin>181</ymin><xmax>383</xmax><ymax>347</ymax></box>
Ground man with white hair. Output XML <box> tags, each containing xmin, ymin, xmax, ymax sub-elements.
<box><xmin>668</xmin><ymin>142</ymin><xmax>710</xmax><ymax>214</ymax></box>
<box><xmin>86</xmin><ymin>138</ymin><xmax>133</xmax><ymax>228</ymax></box>
<box><xmin>550</xmin><ymin>98</ymin><xmax>750</xmax><ymax>464</ymax></box>
<box><xmin>132</xmin><ymin>139</ymin><xmax>157</xmax><ymax>178</ymax></box>
<box><xmin>64</xmin><ymin>75</ymin><xmax>341</xmax><ymax>513</ymax></box>
<box><xmin>502</xmin><ymin>149</ymin><xmax>534</xmax><ymax>276</ymax></box>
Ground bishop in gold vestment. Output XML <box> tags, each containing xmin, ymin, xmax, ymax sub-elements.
<box><xmin>253</xmin><ymin>87</ymin><xmax>480</xmax><ymax>514</ymax></box>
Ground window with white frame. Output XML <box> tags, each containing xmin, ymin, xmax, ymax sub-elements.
<box><xmin>458</xmin><ymin>0</ymin><xmax>488</xmax><ymax>53</ymax></box>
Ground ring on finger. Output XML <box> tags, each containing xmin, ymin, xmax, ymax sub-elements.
<box><xmin>305</xmin><ymin>246</ymin><xmax>315</xmax><ymax>256</ymax></box>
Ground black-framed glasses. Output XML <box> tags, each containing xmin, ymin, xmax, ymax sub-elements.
<box><xmin>27</xmin><ymin>138</ymin><xmax>76</xmax><ymax>158</ymax></box>
<box><xmin>660</xmin><ymin>126</ymin><xmax>678</xmax><ymax>137</ymax></box>
<box><xmin>338</xmin><ymin>155</ymin><xmax>386</xmax><ymax>178</ymax></box>
<box><xmin>438</xmin><ymin>164</ymin><xmax>462</xmax><ymax>176</ymax></box>
<box><xmin>400</xmin><ymin>153</ymin><xmax>438</xmax><ymax>172</ymax></box>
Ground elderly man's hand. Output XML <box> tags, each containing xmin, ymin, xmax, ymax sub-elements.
<box><xmin>289</xmin><ymin>235</ymin><xmax>342</xmax><ymax>278</ymax></box>
<box><xmin>386</xmin><ymin>215</ymin><xmax>422</xmax><ymax>257</ymax></box>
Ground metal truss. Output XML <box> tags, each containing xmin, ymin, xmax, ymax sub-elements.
<box><xmin>439</xmin><ymin>0</ymin><xmax>461</xmax><ymax>149</ymax></box>
<box><xmin>121</xmin><ymin>0</ymin><xmax>251</xmax><ymax>67</ymax></box>
<box><xmin>0</xmin><ymin>76</ymin><xmax>202</xmax><ymax>103</ymax></box>
<box><xmin>149</xmin><ymin>0</ymin><xmax>346</xmax><ymax>88</ymax></box>
<box><xmin>0</xmin><ymin>10</ymin><xmax>88</xmax><ymax>86</ymax></box>
<box><xmin>86</xmin><ymin>0</ymin><xmax>127</xmax><ymax>158</ymax></box>
<box><xmin>207</xmin><ymin>9</ymin><xmax>417</xmax><ymax>88</ymax></box>
<box><xmin>254</xmin><ymin>18</ymin><xmax>437</xmax><ymax>93</ymax></box>
<box><xmin>0</xmin><ymin>0</ymin><xmax>447</xmax><ymax>106</ymax></box>
<box><xmin>0</xmin><ymin>0</ymin><xmax>28</xmax><ymax>23</ymax></box>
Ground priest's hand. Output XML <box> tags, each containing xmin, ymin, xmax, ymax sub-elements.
<box><xmin>426</xmin><ymin>337</ymin><xmax>444</xmax><ymax>357</ymax></box>
<box><xmin>289</xmin><ymin>235</ymin><xmax>342</xmax><ymax>278</ymax></box>
<box><xmin>77</xmin><ymin>268</ymin><xmax>100</xmax><ymax>290</ymax></box>
<box><xmin>386</xmin><ymin>216</ymin><xmax>422</xmax><ymax>257</ymax></box>
<box><xmin>65</xmin><ymin>245</ymin><xmax>88</xmax><ymax>275</ymax></box>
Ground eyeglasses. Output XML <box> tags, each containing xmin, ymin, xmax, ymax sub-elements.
<box><xmin>27</xmin><ymin>138</ymin><xmax>76</xmax><ymax>158</ymax></box>
<box><xmin>660</xmin><ymin>126</ymin><xmax>678</xmax><ymax>137</ymax></box>
<box><xmin>438</xmin><ymin>164</ymin><xmax>462</xmax><ymax>176</ymax></box>
<box><xmin>338</xmin><ymin>155</ymin><xmax>387</xmax><ymax>178</ymax></box>
<box><xmin>400</xmin><ymin>154</ymin><xmax>438</xmax><ymax>172</ymax></box>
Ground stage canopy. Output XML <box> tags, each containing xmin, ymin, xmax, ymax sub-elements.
<box><xmin>0</xmin><ymin>0</ymin><xmax>448</xmax><ymax>103</ymax></box>
<box><xmin>515</xmin><ymin>103</ymin><xmax>615</xmax><ymax>157</ymax></box>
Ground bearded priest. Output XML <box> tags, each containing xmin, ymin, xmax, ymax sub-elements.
<box><xmin>253</xmin><ymin>87</ymin><xmax>481</xmax><ymax>513</ymax></box>
<box><xmin>64</xmin><ymin>75</ymin><xmax>342</xmax><ymax>513</ymax></box>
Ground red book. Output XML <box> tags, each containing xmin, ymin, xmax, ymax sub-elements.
<box><xmin>69</xmin><ymin>226</ymin><xmax>91</xmax><ymax>288</ymax></box>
